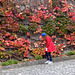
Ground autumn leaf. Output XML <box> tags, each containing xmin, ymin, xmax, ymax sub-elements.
<box><xmin>71</xmin><ymin>41</ymin><xmax>75</xmax><ymax>45</ymax></box>
<box><xmin>0</xmin><ymin>47</ymin><xmax>5</xmax><ymax>50</ymax></box>
<box><xmin>67</xmin><ymin>41</ymin><xmax>71</xmax><ymax>45</ymax></box>
<box><xmin>60</xmin><ymin>48</ymin><xmax>63</xmax><ymax>51</ymax></box>
<box><xmin>34</xmin><ymin>43</ymin><xmax>38</xmax><ymax>47</ymax></box>
<box><xmin>64</xmin><ymin>34</ymin><xmax>71</xmax><ymax>40</ymax></box>
<box><xmin>4</xmin><ymin>33</ymin><xmax>11</xmax><ymax>37</ymax></box>
<box><xmin>52</xmin><ymin>35</ymin><xmax>56</xmax><ymax>38</ymax></box>
<box><xmin>26</xmin><ymin>32</ymin><xmax>31</xmax><ymax>37</ymax></box>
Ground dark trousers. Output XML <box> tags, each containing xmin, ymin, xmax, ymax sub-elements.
<box><xmin>45</xmin><ymin>51</ymin><xmax>52</xmax><ymax>61</ymax></box>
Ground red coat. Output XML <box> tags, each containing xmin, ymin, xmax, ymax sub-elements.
<box><xmin>45</xmin><ymin>36</ymin><xmax>56</xmax><ymax>52</ymax></box>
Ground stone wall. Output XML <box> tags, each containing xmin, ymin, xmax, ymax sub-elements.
<box><xmin>13</xmin><ymin>0</ymin><xmax>75</xmax><ymax>11</ymax></box>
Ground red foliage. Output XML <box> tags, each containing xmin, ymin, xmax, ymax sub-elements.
<box><xmin>0</xmin><ymin>47</ymin><xmax>5</xmax><ymax>51</ymax></box>
<box><xmin>54</xmin><ymin>7</ymin><xmax>60</xmax><ymax>11</ymax></box>
<box><xmin>26</xmin><ymin>32</ymin><xmax>31</xmax><ymax>37</ymax></box>
<box><xmin>30</xmin><ymin>15</ymin><xmax>41</xmax><ymax>23</ymax></box>
<box><xmin>34</xmin><ymin>25</ymin><xmax>42</xmax><ymax>34</ymax></box>
<box><xmin>71</xmin><ymin>17</ymin><xmax>75</xmax><ymax>21</ymax></box>
<box><xmin>31</xmin><ymin>48</ymin><xmax>45</xmax><ymax>57</ymax></box>
<box><xmin>64</xmin><ymin>33</ymin><xmax>75</xmax><ymax>46</ymax></box>
<box><xmin>5</xmin><ymin>11</ymin><xmax>13</xmax><ymax>17</ymax></box>
<box><xmin>9</xmin><ymin>36</ymin><xmax>15</xmax><ymax>40</ymax></box>
<box><xmin>0</xmin><ymin>0</ymin><xmax>75</xmax><ymax>60</ymax></box>
<box><xmin>34</xmin><ymin>43</ymin><xmax>38</xmax><ymax>48</ymax></box>
<box><xmin>68</xmin><ymin>12</ymin><xmax>75</xmax><ymax>17</ymax></box>
<box><xmin>52</xmin><ymin>35</ymin><xmax>56</xmax><ymax>38</ymax></box>
<box><xmin>4</xmin><ymin>33</ymin><xmax>11</xmax><ymax>37</ymax></box>
<box><xmin>64</xmin><ymin>34</ymin><xmax>71</xmax><ymax>40</ymax></box>
<box><xmin>15</xmin><ymin>13</ymin><xmax>25</xmax><ymax>19</ymax></box>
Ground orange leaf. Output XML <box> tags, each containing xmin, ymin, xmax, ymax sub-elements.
<box><xmin>67</xmin><ymin>41</ymin><xmax>71</xmax><ymax>44</ymax></box>
<box><xmin>64</xmin><ymin>34</ymin><xmax>71</xmax><ymax>40</ymax></box>
<box><xmin>71</xmin><ymin>41</ymin><xmax>75</xmax><ymax>45</ymax></box>
<box><xmin>52</xmin><ymin>35</ymin><xmax>56</xmax><ymax>38</ymax></box>
<box><xmin>60</xmin><ymin>48</ymin><xmax>63</xmax><ymax>51</ymax></box>
<box><xmin>0</xmin><ymin>47</ymin><xmax>5</xmax><ymax>50</ymax></box>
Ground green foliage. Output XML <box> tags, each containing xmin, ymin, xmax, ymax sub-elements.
<box><xmin>41</xmin><ymin>11</ymin><xmax>75</xmax><ymax>35</ymax></box>
<box><xmin>1</xmin><ymin>59</ymin><xmax>19</xmax><ymax>66</ymax></box>
<box><xmin>41</xmin><ymin>19</ymin><xmax>56</xmax><ymax>35</ymax></box>
<box><xmin>52</xmin><ymin>0</ymin><xmax>60</xmax><ymax>8</ymax></box>
<box><xmin>8</xmin><ymin>59</ymin><xmax>19</xmax><ymax>64</ymax></box>
<box><xmin>0</xmin><ymin>51</ymin><xmax>10</xmax><ymax>59</ymax></box>
<box><xmin>1</xmin><ymin>61</ymin><xmax>9</xmax><ymax>66</ymax></box>
<box><xmin>57</xmin><ymin>11</ymin><xmax>75</xmax><ymax>34</ymax></box>
<box><xmin>29</xmin><ymin>23</ymin><xmax>38</xmax><ymax>31</ymax></box>
<box><xmin>66</xmin><ymin>51</ymin><xmax>75</xmax><ymax>56</ymax></box>
<box><xmin>34</xmin><ymin>55</ymin><xmax>42</xmax><ymax>60</ymax></box>
<box><xmin>19</xmin><ymin>23</ymin><xmax>29</xmax><ymax>33</ymax></box>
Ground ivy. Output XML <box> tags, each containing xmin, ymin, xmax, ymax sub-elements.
<box><xmin>19</xmin><ymin>23</ymin><xmax>29</xmax><ymax>33</ymax></box>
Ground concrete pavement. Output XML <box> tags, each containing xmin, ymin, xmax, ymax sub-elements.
<box><xmin>0</xmin><ymin>59</ymin><xmax>75</xmax><ymax>75</ymax></box>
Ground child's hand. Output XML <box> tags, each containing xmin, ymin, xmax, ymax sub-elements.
<box><xmin>46</xmin><ymin>48</ymin><xmax>48</xmax><ymax>51</ymax></box>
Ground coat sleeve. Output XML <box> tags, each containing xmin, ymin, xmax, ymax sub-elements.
<box><xmin>46</xmin><ymin>36</ymin><xmax>51</xmax><ymax>48</ymax></box>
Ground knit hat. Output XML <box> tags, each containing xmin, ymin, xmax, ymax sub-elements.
<box><xmin>42</xmin><ymin>33</ymin><xmax>46</xmax><ymax>36</ymax></box>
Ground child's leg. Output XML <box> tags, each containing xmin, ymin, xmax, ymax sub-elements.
<box><xmin>48</xmin><ymin>52</ymin><xmax>52</xmax><ymax>61</ymax></box>
<box><xmin>45</xmin><ymin>51</ymin><xmax>49</xmax><ymax>60</ymax></box>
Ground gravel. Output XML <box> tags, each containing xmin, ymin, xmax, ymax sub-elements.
<box><xmin>0</xmin><ymin>59</ymin><xmax>75</xmax><ymax>75</ymax></box>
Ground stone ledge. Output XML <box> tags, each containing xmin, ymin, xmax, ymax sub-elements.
<box><xmin>0</xmin><ymin>55</ymin><xmax>75</xmax><ymax>70</ymax></box>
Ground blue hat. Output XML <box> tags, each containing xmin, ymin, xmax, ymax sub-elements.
<box><xmin>42</xmin><ymin>33</ymin><xmax>46</xmax><ymax>36</ymax></box>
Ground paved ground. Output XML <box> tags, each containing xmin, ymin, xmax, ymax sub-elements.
<box><xmin>0</xmin><ymin>59</ymin><xmax>75</xmax><ymax>75</ymax></box>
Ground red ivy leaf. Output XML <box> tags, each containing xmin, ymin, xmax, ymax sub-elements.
<box><xmin>0</xmin><ymin>47</ymin><xmax>5</xmax><ymax>51</ymax></box>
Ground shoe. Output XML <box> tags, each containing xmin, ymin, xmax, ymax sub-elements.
<box><xmin>45</xmin><ymin>60</ymin><xmax>49</xmax><ymax>64</ymax></box>
<box><xmin>48</xmin><ymin>61</ymin><xmax>53</xmax><ymax>64</ymax></box>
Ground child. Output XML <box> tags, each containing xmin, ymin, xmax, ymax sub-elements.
<box><xmin>42</xmin><ymin>33</ymin><xmax>56</xmax><ymax>64</ymax></box>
